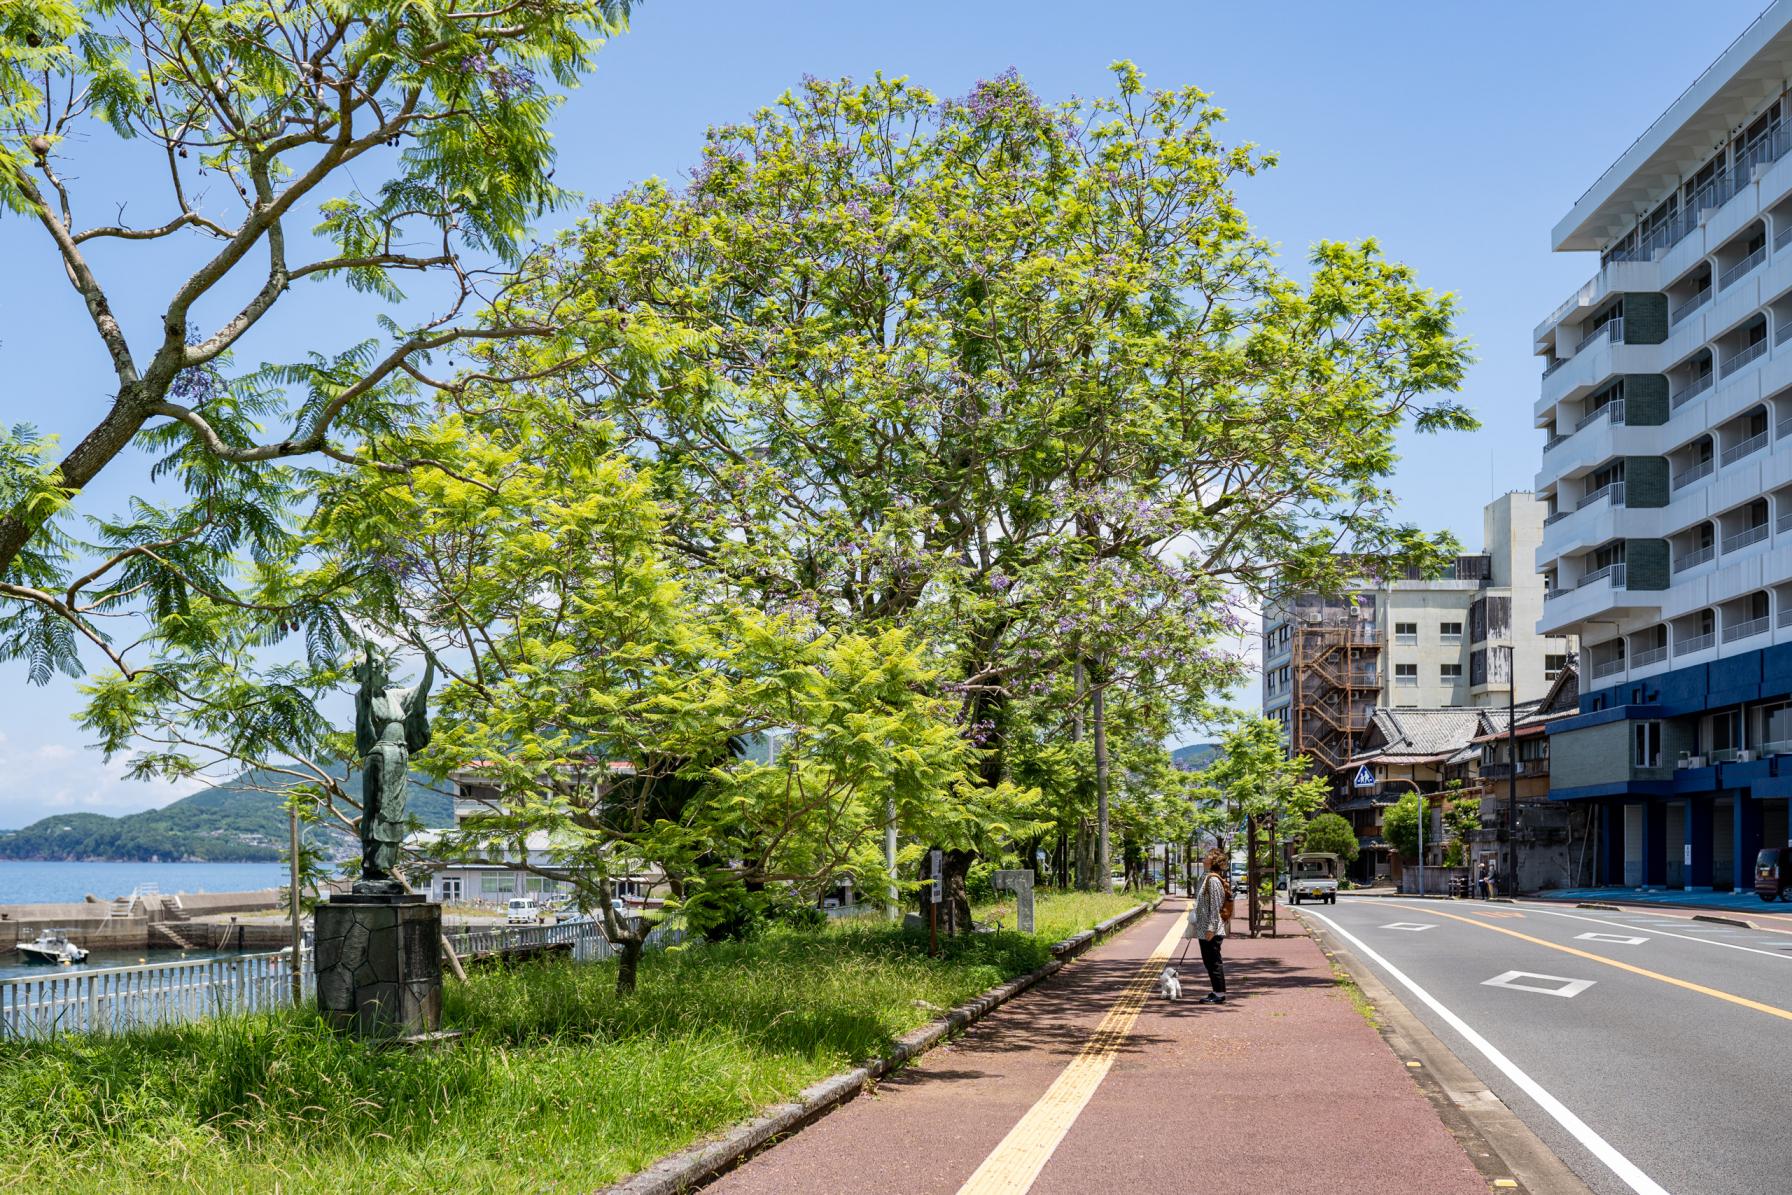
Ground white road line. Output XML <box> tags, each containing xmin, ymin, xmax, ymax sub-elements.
<box><xmin>1518</xmin><ymin>906</ymin><xmax>1792</xmax><ymax>962</ymax></box>
<box><xmin>1305</xmin><ymin>907</ymin><xmax>1668</xmax><ymax>1195</ymax></box>
<box><xmin>1381</xmin><ymin>922</ymin><xmax>1435</xmax><ymax>931</ymax></box>
<box><xmin>1576</xmin><ymin>932</ymin><xmax>1648</xmax><ymax>946</ymax></box>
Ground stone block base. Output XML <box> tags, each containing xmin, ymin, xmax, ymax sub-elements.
<box><xmin>315</xmin><ymin>896</ymin><xmax>442</xmax><ymax>1038</ymax></box>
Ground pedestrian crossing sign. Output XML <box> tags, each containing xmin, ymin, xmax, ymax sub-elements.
<box><xmin>1353</xmin><ymin>765</ymin><xmax>1375</xmax><ymax>788</ymax></box>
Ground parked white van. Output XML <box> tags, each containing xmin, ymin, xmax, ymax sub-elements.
<box><xmin>506</xmin><ymin>897</ymin><xmax>542</xmax><ymax>925</ymax></box>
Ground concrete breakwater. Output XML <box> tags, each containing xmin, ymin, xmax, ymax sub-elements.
<box><xmin>0</xmin><ymin>888</ymin><xmax>286</xmax><ymax>953</ymax></box>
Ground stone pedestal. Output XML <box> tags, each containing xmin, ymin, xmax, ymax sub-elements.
<box><xmin>991</xmin><ymin>869</ymin><xmax>1036</xmax><ymax>933</ymax></box>
<box><xmin>314</xmin><ymin>894</ymin><xmax>442</xmax><ymax>1038</ymax></box>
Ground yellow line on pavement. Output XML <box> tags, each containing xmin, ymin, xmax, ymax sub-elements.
<box><xmin>955</xmin><ymin>913</ymin><xmax>1190</xmax><ymax>1195</ymax></box>
<box><xmin>1394</xmin><ymin>903</ymin><xmax>1792</xmax><ymax>1022</ymax></box>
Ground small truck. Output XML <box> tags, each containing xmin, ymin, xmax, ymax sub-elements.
<box><xmin>1287</xmin><ymin>852</ymin><xmax>1341</xmax><ymax>905</ymax></box>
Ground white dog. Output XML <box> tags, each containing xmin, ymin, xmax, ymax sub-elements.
<box><xmin>1158</xmin><ymin>965</ymin><xmax>1183</xmax><ymax>1001</ymax></box>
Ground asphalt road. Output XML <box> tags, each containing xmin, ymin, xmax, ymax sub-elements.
<box><xmin>1302</xmin><ymin>895</ymin><xmax>1792</xmax><ymax>1195</ymax></box>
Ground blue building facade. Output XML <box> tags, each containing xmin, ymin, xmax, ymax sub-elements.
<box><xmin>1548</xmin><ymin>644</ymin><xmax>1792</xmax><ymax>892</ymax></box>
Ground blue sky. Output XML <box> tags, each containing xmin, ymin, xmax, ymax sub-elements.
<box><xmin>0</xmin><ymin>0</ymin><xmax>1770</xmax><ymax>825</ymax></box>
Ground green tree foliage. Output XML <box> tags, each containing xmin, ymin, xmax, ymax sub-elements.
<box><xmin>1441</xmin><ymin>793</ymin><xmax>1480</xmax><ymax>867</ymax></box>
<box><xmin>0</xmin><ymin>0</ymin><xmax>633</xmax><ymax>682</ymax></box>
<box><xmin>1299</xmin><ymin>812</ymin><xmax>1359</xmax><ymax>865</ymax></box>
<box><xmin>1383</xmin><ymin>791</ymin><xmax>1423</xmax><ymax>862</ymax></box>
<box><xmin>542</xmin><ymin>64</ymin><xmax>1471</xmax><ymax>896</ymax></box>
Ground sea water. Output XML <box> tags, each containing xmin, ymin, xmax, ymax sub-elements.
<box><xmin>0</xmin><ymin>860</ymin><xmax>288</xmax><ymax>907</ymax></box>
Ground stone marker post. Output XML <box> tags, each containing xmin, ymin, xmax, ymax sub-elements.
<box><xmin>991</xmin><ymin>868</ymin><xmax>1036</xmax><ymax>934</ymax></box>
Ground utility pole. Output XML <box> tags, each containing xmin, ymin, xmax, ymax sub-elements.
<box><xmin>1506</xmin><ymin>644</ymin><xmax>1519</xmax><ymax>897</ymax></box>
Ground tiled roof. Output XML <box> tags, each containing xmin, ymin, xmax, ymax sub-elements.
<box><xmin>1350</xmin><ymin>707</ymin><xmax>1489</xmax><ymax>764</ymax></box>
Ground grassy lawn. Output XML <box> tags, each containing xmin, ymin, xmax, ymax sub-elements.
<box><xmin>0</xmin><ymin>891</ymin><xmax>1141</xmax><ymax>1193</ymax></box>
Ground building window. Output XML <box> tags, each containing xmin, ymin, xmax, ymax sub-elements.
<box><xmin>1394</xmin><ymin>622</ymin><xmax>1418</xmax><ymax>645</ymax></box>
<box><xmin>1395</xmin><ymin>663</ymin><xmax>1418</xmax><ymax>686</ymax></box>
<box><xmin>1544</xmin><ymin>654</ymin><xmax>1566</xmax><ymax>679</ymax></box>
<box><xmin>1440</xmin><ymin>664</ymin><xmax>1462</xmax><ymax>680</ymax></box>
<box><xmin>480</xmin><ymin>873</ymin><xmax>514</xmax><ymax>896</ymax></box>
<box><xmin>1633</xmin><ymin>721</ymin><xmax>1662</xmax><ymax>769</ymax></box>
<box><xmin>1440</xmin><ymin>621</ymin><xmax>1463</xmax><ymax>643</ymax></box>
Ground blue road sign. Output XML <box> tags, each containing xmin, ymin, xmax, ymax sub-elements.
<box><xmin>1353</xmin><ymin>765</ymin><xmax>1376</xmax><ymax>788</ymax></box>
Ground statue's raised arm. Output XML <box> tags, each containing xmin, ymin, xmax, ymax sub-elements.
<box><xmin>404</xmin><ymin>651</ymin><xmax>434</xmax><ymax>753</ymax></box>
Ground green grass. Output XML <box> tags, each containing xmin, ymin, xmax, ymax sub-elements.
<box><xmin>0</xmin><ymin>891</ymin><xmax>1140</xmax><ymax>1193</ymax></box>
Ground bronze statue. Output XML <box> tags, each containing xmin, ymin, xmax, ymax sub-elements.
<box><xmin>352</xmin><ymin>646</ymin><xmax>433</xmax><ymax>895</ymax></box>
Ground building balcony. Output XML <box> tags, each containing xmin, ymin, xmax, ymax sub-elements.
<box><xmin>1671</xmin><ymin>458</ymin><xmax>1715</xmax><ymax>491</ymax></box>
<box><xmin>1670</xmin><ymin>288</ymin><xmax>1712</xmax><ymax>328</ymax></box>
<box><xmin>1671</xmin><ymin>371</ymin><xmax>1715</xmax><ymax>409</ymax></box>
<box><xmin>1672</xmin><ymin>543</ymin><xmax>1715</xmax><ymax>572</ymax></box>
<box><xmin>1723</xmin><ymin>615</ymin><xmax>1772</xmax><ymax>644</ymax></box>
<box><xmin>1719</xmin><ymin>245</ymin><xmax>1768</xmax><ymax>292</ymax></box>
<box><xmin>1575</xmin><ymin>399</ymin><xmax>1625</xmax><ymax>432</ymax></box>
<box><xmin>1631</xmin><ymin>644</ymin><xmax>1670</xmax><ymax>668</ymax></box>
<box><xmin>1674</xmin><ymin>631</ymin><xmax>1716</xmax><ymax>657</ymax></box>
<box><xmin>1720</xmin><ymin>429</ymin><xmax>1770</xmax><ymax>466</ymax></box>
<box><xmin>1578</xmin><ymin>481</ymin><xmax>1625</xmax><ymax>511</ymax></box>
<box><xmin>1578</xmin><ymin>562</ymin><xmax>1627</xmax><ymax>589</ymax></box>
<box><xmin>1722</xmin><ymin>523</ymin><xmax>1769</xmax><ymax>554</ymax></box>
<box><xmin>1590</xmin><ymin>655</ymin><xmax>1627</xmax><ymax>679</ymax></box>
<box><xmin>1721</xmin><ymin>338</ymin><xmax>1769</xmax><ymax>377</ymax></box>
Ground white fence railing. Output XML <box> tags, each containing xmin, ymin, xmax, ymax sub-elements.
<box><xmin>441</xmin><ymin>919</ymin><xmax>685</xmax><ymax>964</ymax></box>
<box><xmin>0</xmin><ymin>950</ymin><xmax>310</xmax><ymax>1040</ymax></box>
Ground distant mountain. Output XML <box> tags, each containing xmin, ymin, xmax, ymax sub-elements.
<box><xmin>0</xmin><ymin>769</ymin><xmax>453</xmax><ymax>863</ymax></box>
<box><xmin>1171</xmin><ymin>742</ymin><xmax>1222</xmax><ymax>772</ymax></box>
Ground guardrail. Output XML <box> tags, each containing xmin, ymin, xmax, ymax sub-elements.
<box><xmin>0</xmin><ymin>950</ymin><xmax>309</xmax><ymax>1040</ymax></box>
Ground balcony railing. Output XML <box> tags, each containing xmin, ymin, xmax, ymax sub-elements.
<box><xmin>1394</xmin><ymin>674</ymin><xmax>1418</xmax><ymax>687</ymax></box>
<box><xmin>1781</xmin><ymin>607</ymin><xmax>1792</xmax><ymax>629</ymax></box>
<box><xmin>1780</xmin><ymin>510</ymin><xmax>1792</xmax><ymax>535</ymax></box>
<box><xmin>1578</xmin><ymin>562</ymin><xmax>1627</xmax><ymax>589</ymax></box>
<box><xmin>1673</xmin><ymin>544</ymin><xmax>1716</xmax><ymax>572</ymax></box>
<box><xmin>1575</xmin><ymin>318</ymin><xmax>1623</xmax><ymax>354</ymax></box>
<box><xmin>1542</xmin><ymin>356</ymin><xmax>1568</xmax><ymax>378</ymax></box>
<box><xmin>1669</xmin><ymin>288</ymin><xmax>1711</xmax><ymax>327</ymax></box>
<box><xmin>1780</xmin><ymin>418</ymin><xmax>1792</xmax><ymax>440</ymax></box>
<box><xmin>1778</xmin><ymin>319</ymin><xmax>1792</xmax><ymax>346</ymax></box>
<box><xmin>1575</xmin><ymin>399</ymin><xmax>1625</xmax><ymax>432</ymax></box>
<box><xmin>1721</xmin><ymin>429</ymin><xmax>1769</xmax><ymax>466</ymax></box>
<box><xmin>1578</xmin><ymin>481</ymin><xmax>1624</xmax><ymax>511</ymax></box>
<box><xmin>1723</xmin><ymin>615</ymin><xmax>1772</xmax><ymax>643</ymax></box>
<box><xmin>1544</xmin><ymin>431</ymin><xmax>1570</xmax><ymax>453</ymax></box>
<box><xmin>1722</xmin><ymin>337</ymin><xmax>1769</xmax><ymax>376</ymax></box>
<box><xmin>1722</xmin><ymin>523</ymin><xmax>1769</xmax><ymax>554</ymax></box>
<box><xmin>1720</xmin><ymin>245</ymin><xmax>1767</xmax><ymax>291</ymax></box>
<box><xmin>1777</xmin><ymin>222</ymin><xmax>1792</xmax><ymax>254</ymax></box>
<box><xmin>1675</xmin><ymin>631</ymin><xmax>1716</xmax><ymax>656</ymax></box>
<box><xmin>1671</xmin><ymin>458</ymin><xmax>1714</xmax><ymax>490</ymax></box>
<box><xmin>1631</xmin><ymin>644</ymin><xmax>1670</xmax><ymax>668</ymax></box>
<box><xmin>1544</xmin><ymin>586</ymin><xmax>1569</xmax><ymax>601</ymax></box>
<box><xmin>1590</xmin><ymin>656</ymin><xmax>1627</xmax><ymax>679</ymax></box>
<box><xmin>1671</xmin><ymin>372</ymin><xmax>1714</xmax><ymax>408</ymax></box>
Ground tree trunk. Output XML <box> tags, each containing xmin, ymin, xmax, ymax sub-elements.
<box><xmin>615</xmin><ymin>937</ymin><xmax>642</xmax><ymax>996</ymax></box>
<box><xmin>1093</xmin><ymin>672</ymin><xmax>1112</xmax><ymax>894</ymax></box>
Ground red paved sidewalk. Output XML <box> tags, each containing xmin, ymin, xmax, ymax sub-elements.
<box><xmin>710</xmin><ymin>901</ymin><xmax>1485</xmax><ymax>1194</ymax></box>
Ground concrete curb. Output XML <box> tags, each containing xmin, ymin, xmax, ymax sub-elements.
<box><xmin>604</xmin><ymin>897</ymin><xmax>1163</xmax><ymax>1195</ymax></box>
<box><xmin>1692</xmin><ymin>913</ymin><xmax>1757</xmax><ymax>929</ymax></box>
<box><xmin>1576</xmin><ymin>902</ymin><xmax>1623</xmax><ymax>911</ymax></box>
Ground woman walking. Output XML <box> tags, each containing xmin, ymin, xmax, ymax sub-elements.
<box><xmin>1187</xmin><ymin>849</ymin><xmax>1230</xmax><ymax>1004</ymax></box>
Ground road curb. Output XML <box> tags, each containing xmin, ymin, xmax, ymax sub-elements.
<box><xmin>1575</xmin><ymin>902</ymin><xmax>1623</xmax><ymax>911</ymax></box>
<box><xmin>1692</xmin><ymin>913</ymin><xmax>1758</xmax><ymax>929</ymax></box>
<box><xmin>1298</xmin><ymin>908</ymin><xmax>1594</xmax><ymax>1195</ymax></box>
<box><xmin>604</xmin><ymin>897</ymin><xmax>1163</xmax><ymax>1195</ymax></box>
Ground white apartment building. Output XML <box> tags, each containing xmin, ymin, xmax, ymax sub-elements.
<box><xmin>1535</xmin><ymin>4</ymin><xmax>1792</xmax><ymax>892</ymax></box>
<box><xmin>1261</xmin><ymin>493</ymin><xmax>1571</xmax><ymax>774</ymax></box>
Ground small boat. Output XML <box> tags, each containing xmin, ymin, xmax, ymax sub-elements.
<box><xmin>15</xmin><ymin>929</ymin><xmax>89</xmax><ymax>965</ymax></box>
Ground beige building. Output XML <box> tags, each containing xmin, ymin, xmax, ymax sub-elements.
<box><xmin>1261</xmin><ymin>493</ymin><xmax>1575</xmax><ymax>774</ymax></box>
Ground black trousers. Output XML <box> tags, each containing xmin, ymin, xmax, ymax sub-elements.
<box><xmin>1198</xmin><ymin>934</ymin><xmax>1226</xmax><ymax>994</ymax></box>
